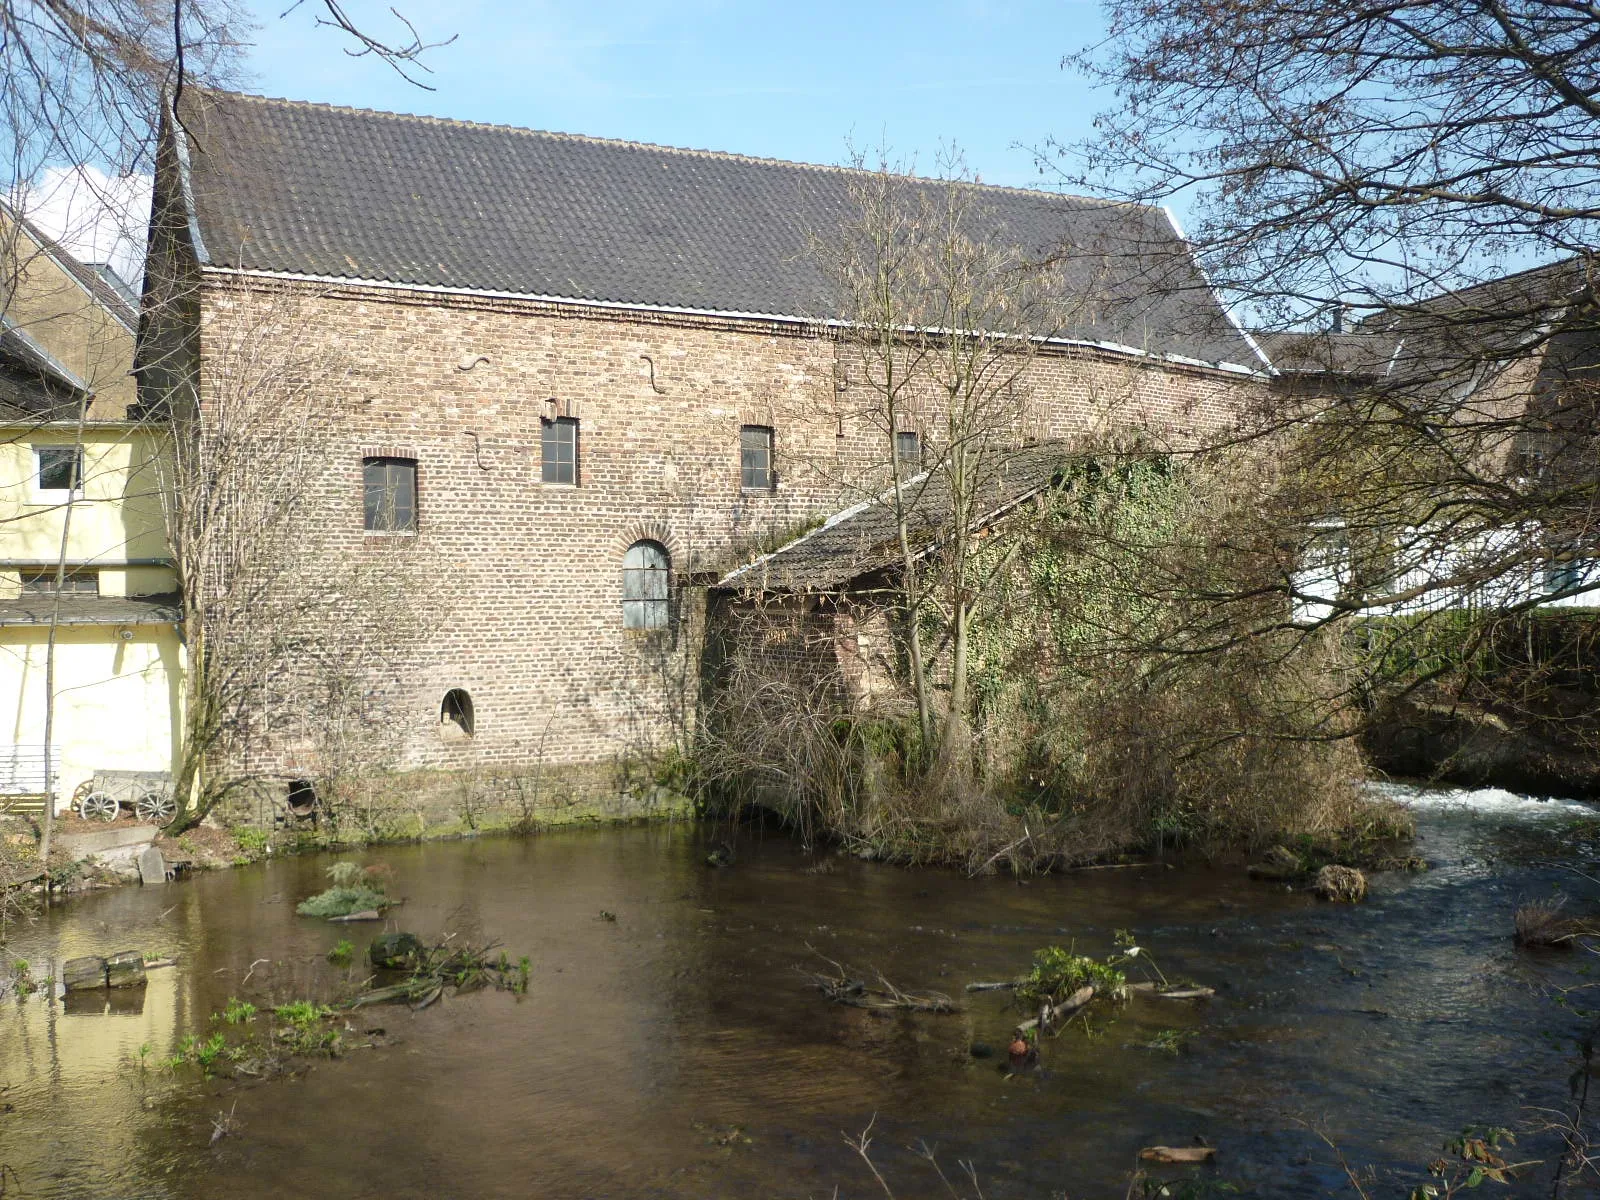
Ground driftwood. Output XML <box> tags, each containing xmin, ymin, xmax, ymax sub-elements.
<box><xmin>802</xmin><ymin>953</ymin><xmax>958</xmax><ymax>1014</ymax></box>
<box><xmin>1014</xmin><ymin>985</ymin><xmax>1094</xmax><ymax>1033</ymax></box>
<box><xmin>329</xmin><ymin>909</ymin><xmax>384</xmax><ymax>922</ymax></box>
<box><xmin>965</xmin><ymin>980</ymin><xmax>1020</xmax><ymax>993</ymax></box>
<box><xmin>1140</xmin><ymin>1146</ymin><xmax>1216</xmax><ymax>1164</ymax></box>
<box><xmin>1129</xmin><ymin>982</ymin><xmax>1215</xmax><ymax>999</ymax></box>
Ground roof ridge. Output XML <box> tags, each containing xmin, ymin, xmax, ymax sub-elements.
<box><xmin>191</xmin><ymin>86</ymin><xmax>1137</xmax><ymax>212</ymax></box>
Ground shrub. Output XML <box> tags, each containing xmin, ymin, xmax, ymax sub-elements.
<box><xmin>295</xmin><ymin>861</ymin><xmax>390</xmax><ymax>918</ymax></box>
<box><xmin>1015</xmin><ymin>946</ymin><xmax>1127</xmax><ymax>1007</ymax></box>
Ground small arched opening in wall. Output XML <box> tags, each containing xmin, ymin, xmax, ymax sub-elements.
<box><xmin>440</xmin><ymin>688</ymin><xmax>475</xmax><ymax>740</ymax></box>
<box><xmin>285</xmin><ymin>779</ymin><xmax>319</xmax><ymax>823</ymax></box>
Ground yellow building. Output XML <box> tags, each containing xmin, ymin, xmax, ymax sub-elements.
<box><xmin>0</xmin><ymin>204</ymin><xmax>182</xmax><ymax>816</ymax></box>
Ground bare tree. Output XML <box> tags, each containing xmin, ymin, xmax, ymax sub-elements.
<box><xmin>818</xmin><ymin>157</ymin><xmax>1069</xmax><ymax>772</ymax></box>
<box><xmin>151</xmin><ymin>282</ymin><xmax>435</xmax><ymax>831</ymax></box>
<box><xmin>1048</xmin><ymin>0</ymin><xmax>1600</xmax><ymax>766</ymax></box>
<box><xmin>0</xmin><ymin>0</ymin><xmax>452</xmax><ymax>851</ymax></box>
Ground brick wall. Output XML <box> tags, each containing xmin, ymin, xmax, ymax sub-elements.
<box><xmin>195</xmin><ymin>274</ymin><xmax>1263</xmax><ymax>817</ymax></box>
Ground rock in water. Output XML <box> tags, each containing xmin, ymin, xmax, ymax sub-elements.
<box><xmin>369</xmin><ymin>932</ymin><xmax>426</xmax><ymax>970</ymax></box>
<box><xmin>1313</xmin><ymin>865</ymin><xmax>1368</xmax><ymax>903</ymax></box>
<box><xmin>137</xmin><ymin>846</ymin><xmax>166</xmax><ymax>886</ymax></box>
<box><xmin>105</xmin><ymin>950</ymin><xmax>147</xmax><ymax>988</ymax></box>
<box><xmin>1247</xmin><ymin>845</ymin><xmax>1304</xmax><ymax>881</ymax></box>
<box><xmin>62</xmin><ymin>956</ymin><xmax>107</xmax><ymax>992</ymax></box>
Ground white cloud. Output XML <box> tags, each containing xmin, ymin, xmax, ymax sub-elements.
<box><xmin>12</xmin><ymin>165</ymin><xmax>151</xmax><ymax>292</ymax></box>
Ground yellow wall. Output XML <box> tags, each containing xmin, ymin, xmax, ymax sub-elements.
<box><xmin>0</xmin><ymin>424</ymin><xmax>172</xmax><ymax>578</ymax></box>
<box><xmin>0</xmin><ymin>626</ymin><xmax>183</xmax><ymax>810</ymax></box>
<box><xmin>0</xmin><ymin>422</ymin><xmax>181</xmax><ymax>812</ymax></box>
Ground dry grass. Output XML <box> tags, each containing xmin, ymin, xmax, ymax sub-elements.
<box><xmin>1313</xmin><ymin>865</ymin><xmax>1368</xmax><ymax>903</ymax></box>
<box><xmin>1515</xmin><ymin>899</ymin><xmax>1600</xmax><ymax>948</ymax></box>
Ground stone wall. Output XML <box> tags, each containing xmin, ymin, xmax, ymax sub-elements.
<box><xmin>195</xmin><ymin>274</ymin><xmax>1262</xmax><ymax>813</ymax></box>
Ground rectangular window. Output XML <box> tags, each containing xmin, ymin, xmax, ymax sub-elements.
<box><xmin>740</xmin><ymin>425</ymin><xmax>774</xmax><ymax>491</ymax></box>
<box><xmin>34</xmin><ymin>446</ymin><xmax>82</xmax><ymax>497</ymax></box>
<box><xmin>19</xmin><ymin>569</ymin><xmax>97</xmax><ymax>595</ymax></box>
<box><xmin>895</xmin><ymin>431</ymin><xmax>920</xmax><ymax>465</ymax></box>
<box><xmin>1548</xmin><ymin>556</ymin><xmax>1587</xmax><ymax>596</ymax></box>
<box><xmin>363</xmin><ymin>456</ymin><xmax>417</xmax><ymax>533</ymax></box>
<box><xmin>541</xmin><ymin>417</ymin><xmax>579</xmax><ymax>485</ymax></box>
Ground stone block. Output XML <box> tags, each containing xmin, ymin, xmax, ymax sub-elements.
<box><xmin>137</xmin><ymin>847</ymin><xmax>166</xmax><ymax>885</ymax></box>
<box><xmin>62</xmin><ymin>956</ymin><xmax>106</xmax><ymax>992</ymax></box>
<box><xmin>105</xmin><ymin>950</ymin><xmax>147</xmax><ymax>988</ymax></box>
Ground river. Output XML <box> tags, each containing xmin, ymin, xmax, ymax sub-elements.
<box><xmin>3</xmin><ymin>783</ymin><xmax>1600</xmax><ymax>1198</ymax></box>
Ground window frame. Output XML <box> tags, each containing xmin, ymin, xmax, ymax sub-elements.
<box><xmin>541</xmin><ymin>416</ymin><xmax>580</xmax><ymax>486</ymax></box>
<box><xmin>362</xmin><ymin>455</ymin><xmax>418</xmax><ymax>534</ymax></box>
<box><xmin>32</xmin><ymin>445</ymin><xmax>84</xmax><ymax>503</ymax></box>
<box><xmin>740</xmin><ymin>424</ymin><xmax>775</xmax><ymax>492</ymax></box>
<box><xmin>19</xmin><ymin>568</ymin><xmax>98</xmax><ymax>596</ymax></box>
<box><xmin>622</xmin><ymin>540</ymin><xmax>671</xmax><ymax>631</ymax></box>
<box><xmin>895</xmin><ymin>430</ymin><xmax>921</xmax><ymax>466</ymax></box>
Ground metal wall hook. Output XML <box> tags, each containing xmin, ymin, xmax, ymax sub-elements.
<box><xmin>640</xmin><ymin>354</ymin><xmax>667</xmax><ymax>394</ymax></box>
<box><xmin>465</xmin><ymin>431</ymin><xmax>492</xmax><ymax>471</ymax></box>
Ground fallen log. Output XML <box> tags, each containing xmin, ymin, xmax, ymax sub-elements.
<box><xmin>1014</xmin><ymin>985</ymin><xmax>1094</xmax><ymax>1033</ymax></box>
<box><xmin>328</xmin><ymin>910</ymin><xmax>384</xmax><ymax>923</ymax></box>
<box><xmin>1140</xmin><ymin>1146</ymin><xmax>1215</xmax><ymax>1165</ymax></box>
<box><xmin>1129</xmin><ymin>982</ymin><xmax>1215</xmax><ymax>999</ymax></box>
<box><xmin>965</xmin><ymin>981</ymin><xmax>1019</xmax><ymax>993</ymax></box>
<box><xmin>802</xmin><ymin>952</ymin><xmax>959</xmax><ymax>1014</ymax></box>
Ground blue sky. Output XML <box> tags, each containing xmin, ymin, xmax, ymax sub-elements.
<box><xmin>242</xmin><ymin>0</ymin><xmax>1107</xmax><ymax>190</ymax></box>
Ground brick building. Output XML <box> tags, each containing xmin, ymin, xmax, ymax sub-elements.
<box><xmin>143</xmin><ymin>89</ymin><xmax>1269</xmax><ymax>820</ymax></box>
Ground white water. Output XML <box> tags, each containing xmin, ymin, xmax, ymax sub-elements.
<box><xmin>1371</xmin><ymin>779</ymin><xmax>1598</xmax><ymax>820</ymax></box>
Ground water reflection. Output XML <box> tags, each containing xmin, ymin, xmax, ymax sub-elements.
<box><xmin>1</xmin><ymin>787</ymin><xmax>1597</xmax><ymax>1198</ymax></box>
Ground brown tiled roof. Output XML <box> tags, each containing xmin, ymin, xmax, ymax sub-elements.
<box><xmin>1254</xmin><ymin>330</ymin><xmax>1400</xmax><ymax>378</ymax></box>
<box><xmin>174</xmin><ymin>89</ymin><xmax>1264</xmax><ymax>371</ymax></box>
<box><xmin>717</xmin><ymin>443</ymin><xmax>1071</xmax><ymax>592</ymax></box>
<box><xmin>1361</xmin><ymin>257</ymin><xmax>1595</xmax><ymax>383</ymax></box>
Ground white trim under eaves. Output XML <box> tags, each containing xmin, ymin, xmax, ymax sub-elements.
<box><xmin>1161</xmin><ymin>206</ymin><xmax>1276</xmax><ymax>375</ymax></box>
<box><xmin>198</xmin><ymin>265</ymin><xmax>1272</xmax><ymax>379</ymax></box>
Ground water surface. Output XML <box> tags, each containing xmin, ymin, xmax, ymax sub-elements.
<box><xmin>4</xmin><ymin>785</ymin><xmax>1600</xmax><ymax>1197</ymax></box>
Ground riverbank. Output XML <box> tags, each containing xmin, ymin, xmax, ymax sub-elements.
<box><xmin>0</xmin><ymin>790</ymin><xmax>699</xmax><ymax>908</ymax></box>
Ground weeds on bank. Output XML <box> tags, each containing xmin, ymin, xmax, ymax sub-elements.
<box><xmin>232</xmin><ymin>828</ymin><xmax>271</xmax><ymax>865</ymax></box>
<box><xmin>326</xmin><ymin>939</ymin><xmax>354</xmax><ymax>965</ymax></box>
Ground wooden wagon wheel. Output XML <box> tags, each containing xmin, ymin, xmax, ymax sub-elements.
<box><xmin>69</xmin><ymin>780</ymin><xmax>95</xmax><ymax>815</ymax></box>
<box><xmin>135</xmin><ymin>790</ymin><xmax>177</xmax><ymax>827</ymax></box>
<box><xmin>79</xmin><ymin>791</ymin><xmax>120</xmax><ymax>822</ymax></box>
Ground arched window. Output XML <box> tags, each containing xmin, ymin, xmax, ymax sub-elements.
<box><xmin>622</xmin><ymin>540</ymin><xmax>670</xmax><ymax>630</ymax></box>
<box><xmin>441</xmin><ymin>688</ymin><xmax>475</xmax><ymax>738</ymax></box>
